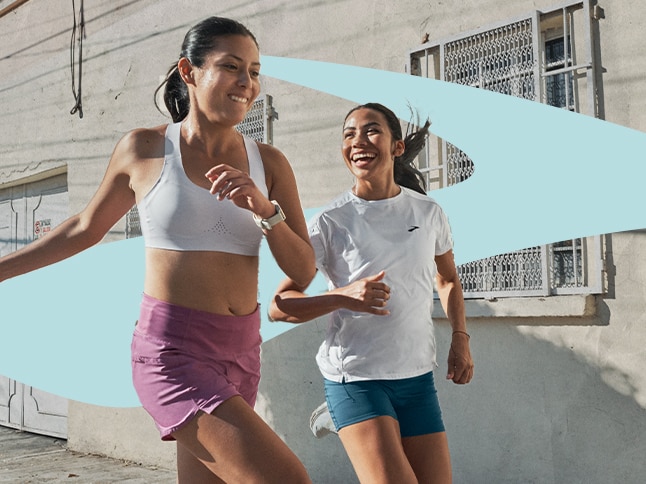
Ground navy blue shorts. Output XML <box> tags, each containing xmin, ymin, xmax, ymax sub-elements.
<box><xmin>324</xmin><ymin>371</ymin><xmax>445</xmax><ymax>437</ymax></box>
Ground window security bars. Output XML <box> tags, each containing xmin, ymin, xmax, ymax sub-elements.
<box><xmin>444</xmin><ymin>18</ymin><xmax>535</xmax><ymax>190</ymax></box>
<box><xmin>545</xmin><ymin>37</ymin><xmax>576</xmax><ymax>111</ymax></box>
<box><xmin>125</xmin><ymin>205</ymin><xmax>141</xmax><ymax>239</ymax></box>
<box><xmin>235</xmin><ymin>94</ymin><xmax>277</xmax><ymax>144</ymax></box>
<box><xmin>409</xmin><ymin>1</ymin><xmax>603</xmax><ymax>298</ymax></box>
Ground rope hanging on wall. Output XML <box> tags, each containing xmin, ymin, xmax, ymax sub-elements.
<box><xmin>69</xmin><ymin>0</ymin><xmax>85</xmax><ymax>118</ymax></box>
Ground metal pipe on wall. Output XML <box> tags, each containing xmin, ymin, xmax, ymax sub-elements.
<box><xmin>0</xmin><ymin>0</ymin><xmax>31</xmax><ymax>19</ymax></box>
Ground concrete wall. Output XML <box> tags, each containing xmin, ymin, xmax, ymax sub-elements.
<box><xmin>1</xmin><ymin>0</ymin><xmax>645</xmax><ymax>482</ymax></box>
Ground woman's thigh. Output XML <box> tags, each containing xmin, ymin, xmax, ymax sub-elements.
<box><xmin>172</xmin><ymin>396</ymin><xmax>311</xmax><ymax>484</ymax></box>
<box><xmin>338</xmin><ymin>416</ymin><xmax>418</xmax><ymax>484</ymax></box>
<box><xmin>177</xmin><ymin>442</ymin><xmax>226</xmax><ymax>484</ymax></box>
<box><xmin>402</xmin><ymin>431</ymin><xmax>452</xmax><ymax>484</ymax></box>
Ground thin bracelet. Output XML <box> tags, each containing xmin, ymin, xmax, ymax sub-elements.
<box><xmin>452</xmin><ymin>330</ymin><xmax>471</xmax><ymax>339</ymax></box>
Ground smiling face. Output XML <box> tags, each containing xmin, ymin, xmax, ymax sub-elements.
<box><xmin>342</xmin><ymin>108</ymin><xmax>405</xmax><ymax>198</ymax></box>
<box><xmin>180</xmin><ymin>34</ymin><xmax>261</xmax><ymax>126</ymax></box>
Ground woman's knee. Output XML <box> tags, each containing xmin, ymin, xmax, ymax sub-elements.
<box><xmin>173</xmin><ymin>404</ymin><xmax>311</xmax><ymax>483</ymax></box>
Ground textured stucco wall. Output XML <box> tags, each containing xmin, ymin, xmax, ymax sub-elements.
<box><xmin>1</xmin><ymin>1</ymin><xmax>644</xmax><ymax>482</ymax></box>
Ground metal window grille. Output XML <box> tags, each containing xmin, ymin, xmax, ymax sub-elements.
<box><xmin>125</xmin><ymin>94</ymin><xmax>277</xmax><ymax>239</ymax></box>
<box><xmin>545</xmin><ymin>37</ymin><xmax>576</xmax><ymax>111</ymax></box>
<box><xmin>125</xmin><ymin>206</ymin><xmax>141</xmax><ymax>239</ymax></box>
<box><xmin>409</xmin><ymin>1</ymin><xmax>603</xmax><ymax>298</ymax></box>
<box><xmin>235</xmin><ymin>94</ymin><xmax>277</xmax><ymax>144</ymax></box>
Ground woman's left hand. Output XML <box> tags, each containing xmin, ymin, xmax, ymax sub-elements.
<box><xmin>446</xmin><ymin>332</ymin><xmax>474</xmax><ymax>384</ymax></box>
<box><xmin>205</xmin><ymin>164</ymin><xmax>274</xmax><ymax>217</ymax></box>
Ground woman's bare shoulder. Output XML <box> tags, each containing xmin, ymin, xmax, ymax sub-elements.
<box><xmin>115</xmin><ymin>124</ymin><xmax>168</xmax><ymax>160</ymax></box>
<box><xmin>256</xmin><ymin>142</ymin><xmax>290</xmax><ymax>170</ymax></box>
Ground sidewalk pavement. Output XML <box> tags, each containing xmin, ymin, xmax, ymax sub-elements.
<box><xmin>0</xmin><ymin>425</ymin><xmax>175</xmax><ymax>483</ymax></box>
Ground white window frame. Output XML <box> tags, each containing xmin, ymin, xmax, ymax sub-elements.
<box><xmin>408</xmin><ymin>0</ymin><xmax>604</xmax><ymax>298</ymax></box>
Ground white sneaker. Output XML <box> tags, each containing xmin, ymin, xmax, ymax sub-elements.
<box><xmin>309</xmin><ymin>402</ymin><xmax>337</xmax><ymax>438</ymax></box>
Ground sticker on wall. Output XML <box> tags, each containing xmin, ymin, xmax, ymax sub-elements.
<box><xmin>34</xmin><ymin>219</ymin><xmax>52</xmax><ymax>240</ymax></box>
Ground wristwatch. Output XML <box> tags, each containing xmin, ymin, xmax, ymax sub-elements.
<box><xmin>253</xmin><ymin>201</ymin><xmax>286</xmax><ymax>231</ymax></box>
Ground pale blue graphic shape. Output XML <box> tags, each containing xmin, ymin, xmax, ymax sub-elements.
<box><xmin>260</xmin><ymin>56</ymin><xmax>646</xmax><ymax>265</ymax></box>
<box><xmin>2</xmin><ymin>57</ymin><xmax>645</xmax><ymax>407</ymax></box>
<box><xmin>0</xmin><ymin>237</ymin><xmax>144</xmax><ymax>406</ymax></box>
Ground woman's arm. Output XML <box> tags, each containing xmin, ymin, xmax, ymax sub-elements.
<box><xmin>269</xmin><ymin>271</ymin><xmax>390</xmax><ymax>323</ymax></box>
<box><xmin>435</xmin><ymin>249</ymin><xmax>474</xmax><ymax>384</ymax></box>
<box><xmin>258</xmin><ymin>145</ymin><xmax>316</xmax><ymax>287</ymax></box>
<box><xmin>0</xmin><ymin>130</ymin><xmax>143</xmax><ymax>283</ymax></box>
<box><xmin>204</xmin><ymin>143</ymin><xmax>316</xmax><ymax>288</ymax></box>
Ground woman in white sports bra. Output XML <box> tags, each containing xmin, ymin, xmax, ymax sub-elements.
<box><xmin>0</xmin><ymin>17</ymin><xmax>315</xmax><ymax>484</ymax></box>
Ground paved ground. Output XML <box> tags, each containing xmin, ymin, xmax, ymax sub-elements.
<box><xmin>0</xmin><ymin>426</ymin><xmax>175</xmax><ymax>483</ymax></box>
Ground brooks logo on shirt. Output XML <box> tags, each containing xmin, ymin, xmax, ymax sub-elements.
<box><xmin>408</xmin><ymin>225</ymin><xmax>420</xmax><ymax>232</ymax></box>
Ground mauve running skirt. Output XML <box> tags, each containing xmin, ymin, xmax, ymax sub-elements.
<box><xmin>131</xmin><ymin>293</ymin><xmax>262</xmax><ymax>440</ymax></box>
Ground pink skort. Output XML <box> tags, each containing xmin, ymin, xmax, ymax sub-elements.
<box><xmin>131</xmin><ymin>293</ymin><xmax>262</xmax><ymax>441</ymax></box>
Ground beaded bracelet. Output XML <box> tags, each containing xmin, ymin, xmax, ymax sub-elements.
<box><xmin>452</xmin><ymin>330</ymin><xmax>471</xmax><ymax>339</ymax></box>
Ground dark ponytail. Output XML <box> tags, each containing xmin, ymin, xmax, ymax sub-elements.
<box><xmin>156</xmin><ymin>65</ymin><xmax>189</xmax><ymax>122</ymax></box>
<box><xmin>344</xmin><ymin>103</ymin><xmax>430</xmax><ymax>195</ymax></box>
<box><xmin>395</xmin><ymin>118</ymin><xmax>430</xmax><ymax>195</ymax></box>
<box><xmin>154</xmin><ymin>17</ymin><xmax>259</xmax><ymax>122</ymax></box>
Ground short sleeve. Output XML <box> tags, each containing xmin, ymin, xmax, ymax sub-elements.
<box><xmin>434</xmin><ymin>206</ymin><xmax>454</xmax><ymax>256</ymax></box>
<box><xmin>308</xmin><ymin>216</ymin><xmax>328</xmax><ymax>272</ymax></box>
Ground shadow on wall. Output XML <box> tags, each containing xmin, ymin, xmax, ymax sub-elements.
<box><xmin>260</xmin><ymin>315</ymin><xmax>645</xmax><ymax>484</ymax></box>
<box><xmin>258</xmin><ymin>319</ymin><xmax>357</xmax><ymax>484</ymax></box>
<box><xmin>436</xmin><ymin>319</ymin><xmax>645</xmax><ymax>484</ymax></box>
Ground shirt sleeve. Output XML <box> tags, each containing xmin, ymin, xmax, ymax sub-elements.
<box><xmin>434</xmin><ymin>205</ymin><xmax>454</xmax><ymax>256</ymax></box>
<box><xmin>308</xmin><ymin>216</ymin><xmax>328</xmax><ymax>272</ymax></box>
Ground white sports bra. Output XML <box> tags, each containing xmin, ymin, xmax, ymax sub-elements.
<box><xmin>137</xmin><ymin>122</ymin><xmax>268</xmax><ymax>255</ymax></box>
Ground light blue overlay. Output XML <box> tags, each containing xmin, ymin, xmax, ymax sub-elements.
<box><xmin>1</xmin><ymin>58</ymin><xmax>644</xmax><ymax>407</ymax></box>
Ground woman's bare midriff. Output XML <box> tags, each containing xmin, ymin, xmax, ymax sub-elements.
<box><xmin>143</xmin><ymin>248</ymin><xmax>260</xmax><ymax>316</ymax></box>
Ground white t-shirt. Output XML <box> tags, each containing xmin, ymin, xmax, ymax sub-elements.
<box><xmin>309</xmin><ymin>186</ymin><xmax>454</xmax><ymax>382</ymax></box>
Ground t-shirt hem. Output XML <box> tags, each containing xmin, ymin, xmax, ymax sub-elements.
<box><xmin>319</xmin><ymin>363</ymin><xmax>438</xmax><ymax>383</ymax></box>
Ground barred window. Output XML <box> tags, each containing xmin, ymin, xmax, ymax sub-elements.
<box><xmin>545</xmin><ymin>37</ymin><xmax>575</xmax><ymax>111</ymax></box>
<box><xmin>409</xmin><ymin>1</ymin><xmax>603</xmax><ymax>298</ymax></box>
<box><xmin>235</xmin><ymin>94</ymin><xmax>277</xmax><ymax>144</ymax></box>
<box><xmin>125</xmin><ymin>206</ymin><xmax>140</xmax><ymax>239</ymax></box>
<box><xmin>125</xmin><ymin>94</ymin><xmax>277</xmax><ymax>239</ymax></box>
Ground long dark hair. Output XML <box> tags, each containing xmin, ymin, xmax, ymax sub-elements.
<box><xmin>344</xmin><ymin>103</ymin><xmax>430</xmax><ymax>195</ymax></box>
<box><xmin>154</xmin><ymin>17</ymin><xmax>259</xmax><ymax>122</ymax></box>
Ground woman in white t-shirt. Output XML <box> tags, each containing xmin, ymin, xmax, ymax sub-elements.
<box><xmin>270</xmin><ymin>103</ymin><xmax>474</xmax><ymax>484</ymax></box>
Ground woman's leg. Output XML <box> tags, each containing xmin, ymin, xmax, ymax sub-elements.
<box><xmin>172</xmin><ymin>395</ymin><xmax>311</xmax><ymax>484</ymax></box>
<box><xmin>337</xmin><ymin>416</ymin><xmax>418</xmax><ymax>484</ymax></box>
<box><xmin>402</xmin><ymin>431</ymin><xmax>452</xmax><ymax>484</ymax></box>
<box><xmin>177</xmin><ymin>442</ymin><xmax>226</xmax><ymax>483</ymax></box>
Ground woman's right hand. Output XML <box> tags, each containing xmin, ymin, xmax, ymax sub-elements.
<box><xmin>333</xmin><ymin>271</ymin><xmax>391</xmax><ymax>315</ymax></box>
<box><xmin>204</xmin><ymin>163</ymin><xmax>274</xmax><ymax>217</ymax></box>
